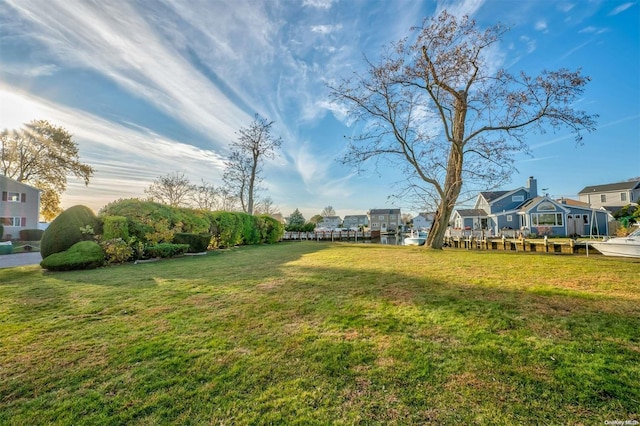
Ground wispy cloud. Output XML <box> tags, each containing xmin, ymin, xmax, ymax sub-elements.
<box><xmin>0</xmin><ymin>63</ymin><xmax>58</xmax><ymax>77</ymax></box>
<box><xmin>4</xmin><ymin>0</ymin><xmax>250</xmax><ymax>149</ymax></box>
<box><xmin>578</xmin><ymin>26</ymin><xmax>608</xmax><ymax>35</ymax></box>
<box><xmin>609</xmin><ymin>2</ymin><xmax>635</xmax><ymax>15</ymax></box>
<box><xmin>436</xmin><ymin>0</ymin><xmax>487</xmax><ymax>18</ymax></box>
<box><xmin>311</xmin><ymin>24</ymin><xmax>342</xmax><ymax>35</ymax></box>
<box><xmin>0</xmin><ymin>85</ymin><xmax>227</xmax><ymax>212</ymax></box>
<box><xmin>303</xmin><ymin>0</ymin><xmax>335</xmax><ymax>9</ymax></box>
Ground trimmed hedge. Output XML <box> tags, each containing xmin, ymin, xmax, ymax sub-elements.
<box><xmin>173</xmin><ymin>233</ymin><xmax>211</xmax><ymax>253</ymax></box>
<box><xmin>19</xmin><ymin>229</ymin><xmax>44</xmax><ymax>241</ymax></box>
<box><xmin>145</xmin><ymin>243</ymin><xmax>189</xmax><ymax>258</ymax></box>
<box><xmin>41</xmin><ymin>205</ymin><xmax>98</xmax><ymax>259</ymax></box>
<box><xmin>40</xmin><ymin>241</ymin><xmax>105</xmax><ymax>271</ymax></box>
<box><xmin>98</xmin><ymin>199</ymin><xmax>284</xmax><ymax>250</ymax></box>
<box><xmin>102</xmin><ymin>216</ymin><xmax>129</xmax><ymax>240</ymax></box>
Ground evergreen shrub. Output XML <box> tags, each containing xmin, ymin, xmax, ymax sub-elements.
<box><xmin>40</xmin><ymin>241</ymin><xmax>105</xmax><ymax>271</ymax></box>
<box><xmin>19</xmin><ymin>229</ymin><xmax>44</xmax><ymax>241</ymax></box>
<box><xmin>145</xmin><ymin>243</ymin><xmax>189</xmax><ymax>258</ymax></box>
<box><xmin>41</xmin><ymin>205</ymin><xmax>98</xmax><ymax>259</ymax></box>
<box><xmin>102</xmin><ymin>216</ymin><xmax>129</xmax><ymax>240</ymax></box>
<box><xmin>173</xmin><ymin>233</ymin><xmax>211</xmax><ymax>253</ymax></box>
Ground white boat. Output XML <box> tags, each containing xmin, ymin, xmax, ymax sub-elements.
<box><xmin>404</xmin><ymin>230</ymin><xmax>427</xmax><ymax>246</ymax></box>
<box><xmin>589</xmin><ymin>228</ymin><xmax>640</xmax><ymax>258</ymax></box>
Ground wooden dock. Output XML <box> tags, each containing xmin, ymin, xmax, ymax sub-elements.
<box><xmin>443</xmin><ymin>236</ymin><xmax>593</xmax><ymax>255</ymax></box>
<box><xmin>282</xmin><ymin>230</ymin><xmax>372</xmax><ymax>242</ymax></box>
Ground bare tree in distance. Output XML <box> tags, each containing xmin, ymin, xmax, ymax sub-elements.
<box><xmin>254</xmin><ymin>196</ymin><xmax>280</xmax><ymax>215</ymax></box>
<box><xmin>321</xmin><ymin>205</ymin><xmax>336</xmax><ymax>217</ymax></box>
<box><xmin>144</xmin><ymin>171</ymin><xmax>195</xmax><ymax>207</ymax></box>
<box><xmin>330</xmin><ymin>12</ymin><xmax>597</xmax><ymax>249</ymax></box>
<box><xmin>223</xmin><ymin>114</ymin><xmax>283</xmax><ymax>215</ymax></box>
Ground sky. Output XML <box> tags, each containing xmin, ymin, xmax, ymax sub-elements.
<box><xmin>0</xmin><ymin>0</ymin><xmax>638</xmax><ymax>220</ymax></box>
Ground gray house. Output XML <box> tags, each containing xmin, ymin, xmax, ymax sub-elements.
<box><xmin>318</xmin><ymin>216</ymin><xmax>342</xmax><ymax>230</ymax></box>
<box><xmin>368</xmin><ymin>208</ymin><xmax>401</xmax><ymax>234</ymax></box>
<box><xmin>343</xmin><ymin>214</ymin><xmax>369</xmax><ymax>230</ymax></box>
<box><xmin>452</xmin><ymin>177</ymin><xmax>609</xmax><ymax>236</ymax></box>
<box><xmin>578</xmin><ymin>179</ymin><xmax>640</xmax><ymax>211</ymax></box>
<box><xmin>1</xmin><ymin>175</ymin><xmax>41</xmax><ymax>239</ymax></box>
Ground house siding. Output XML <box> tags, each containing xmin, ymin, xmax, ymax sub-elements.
<box><xmin>0</xmin><ymin>176</ymin><xmax>41</xmax><ymax>239</ymax></box>
<box><xmin>489</xmin><ymin>188</ymin><xmax>529</xmax><ymax>214</ymax></box>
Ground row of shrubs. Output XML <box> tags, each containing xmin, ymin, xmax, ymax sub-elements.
<box><xmin>0</xmin><ymin>225</ymin><xmax>44</xmax><ymax>242</ymax></box>
<box><xmin>40</xmin><ymin>199</ymin><xmax>285</xmax><ymax>271</ymax></box>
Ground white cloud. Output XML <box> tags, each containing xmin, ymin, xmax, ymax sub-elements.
<box><xmin>0</xmin><ymin>63</ymin><xmax>58</xmax><ymax>77</ymax></box>
<box><xmin>609</xmin><ymin>2</ymin><xmax>634</xmax><ymax>15</ymax></box>
<box><xmin>534</xmin><ymin>20</ymin><xmax>548</xmax><ymax>32</ymax></box>
<box><xmin>0</xmin><ymin>85</ymin><xmax>227</xmax><ymax>212</ymax></box>
<box><xmin>520</xmin><ymin>35</ymin><xmax>537</xmax><ymax>54</ymax></box>
<box><xmin>311</xmin><ymin>24</ymin><xmax>342</xmax><ymax>35</ymax></box>
<box><xmin>436</xmin><ymin>0</ymin><xmax>487</xmax><ymax>18</ymax></box>
<box><xmin>302</xmin><ymin>0</ymin><xmax>335</xmax><ymax>9</ymax></box>
<box><xmin>4</xmin><ymin>0</ymin><xmax>250</xmax><ymax>148</ymax></box>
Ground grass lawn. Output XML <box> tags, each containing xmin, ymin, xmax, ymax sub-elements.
<box><xmin>1</xmin><ymin>242</ymin><xmax>638</xmax><ymax>424</ymax></box>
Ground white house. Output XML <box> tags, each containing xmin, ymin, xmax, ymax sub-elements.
<box><xmin>318</xmin><ymin>216</ymin><xmax>342</xmax><ymax>230</ymax></box>
<box><xmin>412</xmin><ymin>212</ymin><xmax>435</xmax><ymax>231</ymax></box>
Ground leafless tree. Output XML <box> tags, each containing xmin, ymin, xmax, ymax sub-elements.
<box><xmin>254</xmin><ymin>196</ymin><xmax>279</xmax><ymax>215</ymax></box>
<box><xmin>144</xmin><ymin>171</ymin><xmax>195</xmax><ymax>207</ymax></box>
<box><xmin>330</xmin><ymin>12</ymin><xmax>597</xmax><ymax>249</ymax></box>
<box><xmin>223</xmin><ymin>114</ymin><xmax>282</xmax><ymax>215</ymax></box>
<box><xmin>321</xmin><ymin>205</ymin><xmax>336</xmax><ymax>217</ymax></box>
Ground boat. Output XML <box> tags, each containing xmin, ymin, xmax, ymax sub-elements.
<box><xmin>404</xmin><ymin>230</ymin><xmax>427</xmax><ymax>246</ymax></box>
<box><xmin>589</xmin><ymin>228</ymin><xmax>640</xmax><ymax>258</ymax></box>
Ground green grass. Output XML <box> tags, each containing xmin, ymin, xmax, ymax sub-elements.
<box><xmin>1</xmin><ymin>242</ymin><xmax>638</xmax><ymax>424</ymax></box>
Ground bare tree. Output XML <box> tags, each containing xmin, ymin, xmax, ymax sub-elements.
<box><xmin>330</xmin><ymin>12</ymin><xmax>597</xmax><ymax>249</ymax></box>
<box><xmin>144</xmin><ymin>171</ymin><xmax>195</xmax><ymax>207</ymax></box>
<box><xmin>254</xmin><ymin>196</ymin><xmax>279</xmax><ymax>215</ymax></box>
<box><xmin>321</xmin><ymin>205</ymin><xmax>336</xmax><ymax>217</ymax></box>
<box><xmin>223</xmin><ymin>114</ymin><xmax>282</xmax><ymax>215</ymax></box>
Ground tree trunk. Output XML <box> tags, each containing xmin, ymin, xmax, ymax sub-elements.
<box><xmin>426</xmin><ymin>91</ymin><xmax>467</xmax><ymax>249</ymax></box>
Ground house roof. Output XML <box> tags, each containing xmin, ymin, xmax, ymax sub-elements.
<box><xmin>556</xmin><ymin>198</ymin><xmax>590</xmax><ymax>207</ymax></box>
<box><xmin>343</xmin><ymin>215</ymin><xmax>367</xmax><ymax>219</ymax></box>
<box><xmin>517</xmin><ymin>196</ymin><xmax>569</xmax><ymax>213</ymax></box>
<box><xmin>0</xmin><ymin>175</ymin><xmax>41</xmax><ymax>192</ymax></box>
<box><xmin>321</xmin><ymin>216</ymin><xmax>341</xmax><ymax>221</ymax></box>
<box><xmin>578</xmin><ymin>180</ymin><xmax>640</xmax><ymax>194</ymax></box>
<box><xmin>479</xmin><ymin>190</ymin><xmax>510</xmax><ymax>202</ymax></box>
<box><xmin>369</xmin><ymin>209</ymin><xmax>401</xmax><ymax>215</ymax></box>
<box><xmin>455</xmin><ymin>209</ymin><xmax>487</xmax><ymax>217</ymax></box>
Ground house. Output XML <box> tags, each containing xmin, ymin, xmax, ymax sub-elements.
<box><xmin>578</xmin><ymin>179</ymin><xmax>640</xmax><ymax>212</ymax></box>
<box><xmin>342</xmin><ymin>214</ymin><xmax>369</xmax><ymax>230</ymax></box>
<box><xmin>318</xmin><ymin>216</ymin><xmax>342</xmax><ymax>230</ymax></box>
<box><xmin>1</xmin><ymin>175</ymin><xmax>41</xmax><ymax>239</ymax></box>
<box><xmin>452</xmin><ymin>176</ymin><xmax>609</xmax><ymax>237</ymax></box>
<box><xmin>413</xmin><ymin>212</ymin><xmax>435</xmax><ymax>231</ymax></box>
<box><xmin>368</xmin><ymin>208</ymin><xmax>401</xmax><ymax>234</ymax></box>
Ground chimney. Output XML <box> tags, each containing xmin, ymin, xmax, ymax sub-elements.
<box><xmin>526</xmin><ymin>176</ymin><xmax>538</xmax><ymax>198</ymax></box>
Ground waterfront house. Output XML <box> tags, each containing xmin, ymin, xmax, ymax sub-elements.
<box><xmin>368</xmin><ymin>208</ymin><xmax>401</xmax><ymax>234</ymax></box>
<box><xmin>318</xmin><ymin>216</ymin><xmax>342</xmax><ymax>230</ymax></box>
<box><xmin>578</xmin><ymin>179</ymin><xmax>640</xmax><ymax>212</ymax></box>
<box><xmin>413</xmin><ymin>212</ymin><xmax>435</xmax><ymax>231</ymax></box>
<box><xmin>342</xmin><ymin>214</ymin><xmax>369</xmax><ymax>230</ymax></box>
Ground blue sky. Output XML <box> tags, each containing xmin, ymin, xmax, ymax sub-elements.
<box><xmin>1</xmin><ymin>0</ymin><xmax>638</xmax><ymax>220</ymax></box>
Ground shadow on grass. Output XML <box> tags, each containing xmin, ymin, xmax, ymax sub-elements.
<box><xmin>1</xmin><ymin>242</ymin><xmax>638</xmax><ymax>423</ymax></box>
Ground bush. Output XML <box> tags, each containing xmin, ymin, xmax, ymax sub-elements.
<box><xmin>41</xmin><ymin>205</ymin><xmax>98</xmax><ymax>259</ymax></box>
<box><xmin>207</xmin><ymin>211</ymin><xmax>242</xmax><ymax>248</ymax></box>
<box><xmin>100</xmin><ymin>238</ymin><xmax>134</xmax><ymax>264</ymax></box>
<box><xmin>102</xmin><ymin>216</ymin><xmax>129</xmax><ymax>240</ymax></box>
<box><xmin>173</xmin><ymin>233</ymin><xmax>211</xmax><ymax>253</ymax></box>
<box><xmin>19</xmin><ymin>229</ymin><xmax>44</xmax><ymax>241</ymax></box>
<box><xmin>145</xmin><ymin>243</ymin><xmax>189</xmax><ymax>258</ymax></box>
<box><xmin>257</xmin><ymin>215</ymin><xmax>284</xmax><ymax>244</ymax></box>
<box><xmin>40</xmin><ymin>241</ymin><xmax>104</xmax><ymax>271</ymax></box>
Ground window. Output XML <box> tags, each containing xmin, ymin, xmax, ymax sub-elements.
<box><xmin>506</xmin><ymin>215</ymin><xmax>513</xmax><ymax>222</ymax></box>
<box><xmin>582</xmin><ymin>214</ymin><xmax>589</xmax><ymax>224</ymax></box>
<box><xmin>1</xmin><ymin>217</ymin><xmax>22</xmax><ymax>226</ymax></box>
<box><xmin>600</xmin><ymin>194</ymin><xmax>606</xmax><ymax>202</ymax></box>
<box><xmin>532</xmin><ymin>213</ymin><xmax>563</xmax><ymax>227</ymax></box>
<box><xmin>379</xmin><ymin>215</ymin><xmax>385</xmax><ymax>220</ymax></box>
<box><xmin>538</xmin><ymin>202</ymin><xmax>556</xmax><ymax>211</ymax></box>
<box><xmin>372</xmin><ymin>223</ymin><xmax>379</xmax><ymax>229</ymax></box>
<box><xmin>512</xmin><ymin>195</ymin><xmax>524</xmax><ymax>202</ymax></box>
<box><xmin>621</xmin><ymin>193</ymin><xmax>627</xmax><ymax>202</ymax></box>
